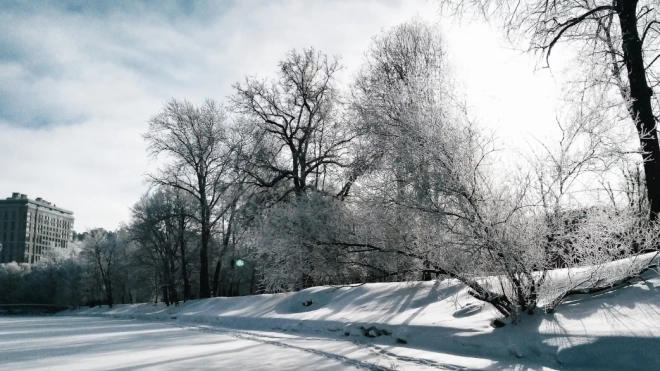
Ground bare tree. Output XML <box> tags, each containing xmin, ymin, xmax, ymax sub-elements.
<box><xmin>145</xmin><ymin>99</ymin><xmax>239</xmax><ymax>298</ymax></box>
<box><xmin>81</xmin><ymin>229</ymin><xmax>120</xmax><ymax>308</ymax></box>
<box><xmin>231</xmin><ymin>48</ymin><xmax>354</xmax><ymax>201</ymax></box>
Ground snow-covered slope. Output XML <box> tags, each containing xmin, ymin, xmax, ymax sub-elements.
<box><xmin>63</xmin><ymin>262</ymin><xmax>660</xmax><ymax>370</ymax></box>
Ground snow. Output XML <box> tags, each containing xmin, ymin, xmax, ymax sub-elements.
<box><xmin>0</xmin><ymin>317</ymin><xmax>369</xmax><ymax>370</ymax></box>
<box><xmin>3</xmin><ymin>255</ymin><xmax>658</xmax><ymax>370</ymax></box>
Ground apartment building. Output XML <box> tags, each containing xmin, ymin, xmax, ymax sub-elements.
<box><xmin>0</xmin><ymin>192</ymin><xmax>75</xmax><ymax>264</ymax></box>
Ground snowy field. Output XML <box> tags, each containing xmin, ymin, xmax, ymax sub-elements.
<box><xmin>0</xmin><ymin>316</ymin><xmax>480</xmax><ymax>370</ymax></box>
<box><xmin>0</xmin><ymin>316</ymin><xmax>392</xmax><ymax>370</ymax></box>
<box><xmin>3</xmin><ymin>259</ymin><xmax>659</xmax><ymax>370</ymax></box>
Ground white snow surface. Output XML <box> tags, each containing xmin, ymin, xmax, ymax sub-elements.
<box><xmin>44</xmin><ymin>255</ymin><xmax>660</xmax><ymax>370</ymax></box>
<box><xmin>1</xmin><ymin>316</ymin><xmax>372</xmax><ymax>370</ymax></box>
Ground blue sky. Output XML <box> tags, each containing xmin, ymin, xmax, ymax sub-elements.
<box><xmin>0</xmin><ymin>0</ymin><xmax>563</xmax><ymax>230</ymax></box>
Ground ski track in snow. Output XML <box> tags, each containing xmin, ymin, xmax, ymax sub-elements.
<box><xmin>174</xmin><ymin>322</ymin><xmax>455</xmax><ymax>370</ymax></box>
<box><xmin>364</xmin><ymin>344</ymin><xmax>474</xmax><ymax>371</ymax></box>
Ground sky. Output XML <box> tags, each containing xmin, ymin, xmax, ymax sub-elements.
<box><xmin>0</xmin><ymin>0</ymin><xmax>565</xmax><ymax>230</ymax></box>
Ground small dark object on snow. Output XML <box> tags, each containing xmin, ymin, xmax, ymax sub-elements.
<box><xmin>302</xmin><ymin>300</ymin><xmax>314</xmax><ymax>307</ymax></box>
<box><xmin>362</xmin><ymin>326</ymin><xmax>383</xmax><ymax>338</ymax></box>
<box><xmin>491</xmin><ymin>319</ymin><xmax>506</xmax><ymax>328</ymax></box>
<box><xmin>396</xmin><ymin>338</ymin><xmax>408</xmax><ymax>344</ymax></box>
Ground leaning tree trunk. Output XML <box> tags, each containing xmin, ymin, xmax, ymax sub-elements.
<box><xmin>617</xmin><ymin>0</ymin><xmax>660</xmax><ymax>221</ymax></box>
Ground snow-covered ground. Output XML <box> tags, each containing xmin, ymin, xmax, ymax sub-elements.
<box><xmin>4</xmin><ymin>257</ymin><xmax>659</xmax><ymax>370</ymax></box>
<box><xmin>0</xmin><ymin>316</ymin><xmax>381</xmax><ymax>370</ymax></box>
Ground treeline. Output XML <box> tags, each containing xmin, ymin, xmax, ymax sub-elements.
<box><xmin>2</xmin><ymin>19</ymin><xmax>659</xmax><ymax>321</ymax></box>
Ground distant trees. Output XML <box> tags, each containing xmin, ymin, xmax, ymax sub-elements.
<box><xmin>80</xmin><ymin>229</ymin><xmax>125</xmax><ymax>308</ymax></box>
<box><xmin>31</xmin><ymin>245</ymin><xmax>83</xmax><ymax>306</ymax></box>
<box><xmin>0</xmin><ymin>230</ymin><xmax>142</xmax><ymax>308</ymax></box>
<box><xmin>0</xmin><ymin>262</ymin><xmax>31</xmax><ymax>304</ymax></box>
<box><xmin>130</xmin><ymin>188</ymin><xmax>198</xmax><ymax>304</ymax></box>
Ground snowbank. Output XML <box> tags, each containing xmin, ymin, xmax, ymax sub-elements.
<box><xmin>62</xmin><ymin>256</ymin><xmax>660</xmax><ymax>370</ymax></box>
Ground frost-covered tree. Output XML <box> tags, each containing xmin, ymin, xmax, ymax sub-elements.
<box><xmin>252</xmin><ymin>193</ymin><xmax>357</xmax><ymax>291</ymax></box>
<box><xmin>347</xmin><ymin>19</ymin><xmax>552</xmax><ymax>319</ymax></box>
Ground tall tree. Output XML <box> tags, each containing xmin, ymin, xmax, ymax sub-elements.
<box><xmin>446</xmin><ymin>0</ymin><xmax>660</xmax><ymax>220</ymax></box>
<box><xmin>145</xmin><ymin>99</ymin><xmax>238</xmax><ymax>298</ymax></box>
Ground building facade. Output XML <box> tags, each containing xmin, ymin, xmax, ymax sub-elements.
<box><xmin>0</xmin><ymin>193</ymin><xmax>75</xmax><ymax>264</ymax></box>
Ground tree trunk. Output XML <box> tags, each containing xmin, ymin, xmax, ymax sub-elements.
<box><xmin>178</xmin><ymin>214</ymin><xmax>190</xmax><ymax>302</ymax></box>
<box><xmin>105</xmin><ymin>279</ymin><xmax>113</xmax><ymax>308</ymax></box>
<box><xmin>198</xmin><ymin>172</ymin><xmax>212</xmax><ymax>298</ymax></box>
<box><xmin>162</xmin><ymin>284</ymin><xmax>170</xmax><ymax>306</ymax></box>
<box><xmin>167</xmin><ymin>255</ymin><xmax>179</xmax><ymax>305</ymax></box>
<box><xmin>200</xmin><ymin>221</ymin><xmax>211</xmax><ymax>298</ymax></box>
<box><xmin>617</xmin><ymin>0</ymin><xmax>660</xmax><ymax>221</ymax></box>
<box><xmin>249</xmin><ymin>267</ymin><xmax>256</xmax><ymax>295</ymax></box>
<box><xmin>212</xmin><ymin>259</ymin><xmax>222</xmax><ymax>296</ymax></box>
